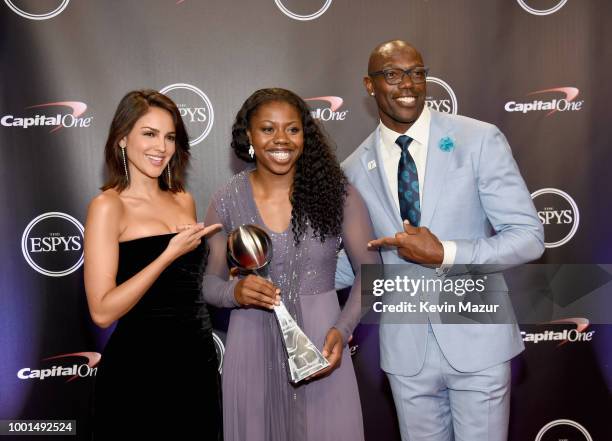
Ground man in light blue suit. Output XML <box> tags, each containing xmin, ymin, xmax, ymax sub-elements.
<box><xmin>336</xmin><ymin>40</ymin><xmax>544</xmax><ymax>441</ymax></box>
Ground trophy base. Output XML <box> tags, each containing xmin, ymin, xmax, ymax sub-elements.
<box><xmin>273</xmin><ymin>302</ymin><xmax>331</xmax><ymax>383</ymax></box>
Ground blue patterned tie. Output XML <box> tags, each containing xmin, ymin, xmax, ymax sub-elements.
<box><xmin>396</xmin><ymin>135</ymin><xmax>420</xmax><ymax>226</ymax></box>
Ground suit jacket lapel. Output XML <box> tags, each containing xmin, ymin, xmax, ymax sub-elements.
<box><xmin>421</xmin><ymin>111</ymin><xmax>454</xmax><ymax>228</ymax></box>
<box><xmin>359</xmin><ymin>130</ymin><xmax>403</xmax><ymax>231</ymax></box>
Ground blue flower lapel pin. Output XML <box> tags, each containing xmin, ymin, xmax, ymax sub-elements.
<box><xmin>438</xmin><ymin>136</ymin><xmax>455</xmax><ymax>152</ymax></box>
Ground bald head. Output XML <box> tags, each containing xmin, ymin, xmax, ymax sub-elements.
<box><xmin>363</xmin><ymin>39</ymin><xmax>427</xmax><ymax>133</ymax></box>
<box><xmin>368</xmin><ymin>40</ymin><xmax>423</xmax><ymax>73</ymax></box>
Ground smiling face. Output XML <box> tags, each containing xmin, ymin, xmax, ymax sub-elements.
<box><xmin>364</xmin><ymin>42</ymin><xmax>427</xmax><ymax>133</ymax></box>
<box><xmin>119</xmin><ymin>106</ymin><xmax>176</xmax><ymax>181</ymax></box>
<box><xmin>246</xmin><ymin>100</ymin><xmax>304</xmax><ymax>176</ymax></box>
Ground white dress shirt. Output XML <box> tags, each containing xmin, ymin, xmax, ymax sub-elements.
<box><xmin>377</xmin><ymin>106</ymin><xmax>457</xmax><ymax>267</ymax></box>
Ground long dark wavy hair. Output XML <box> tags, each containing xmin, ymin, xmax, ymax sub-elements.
<box><xmin>101</xmin><ymin>89</ymin><xmax>190</xmax><ymax>193</ymax></box>
<box><xmin>231</xmin><ymin>88</ymin><xmax>348</xmax><ymax>244</ymax></box>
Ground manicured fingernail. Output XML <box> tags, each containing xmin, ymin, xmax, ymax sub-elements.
<box><xmin>275</xmin><ymin>288</ymin><xmax>281</xmax><ymax>294</ymax></box>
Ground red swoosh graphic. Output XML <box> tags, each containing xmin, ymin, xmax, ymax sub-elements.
<box><xmin>43</xmin><ymin>351</ymin><xmax>101</xmax><ymax>382</ymax></box>
<box><xmin>26</xmin><ymin>101</ymin><xmax>88</xmax><ymax>133</ymax></box>
<box><xmin>305</xmin><ymin>96</ymin><xmax>343</xmax><ymax>112</ymax></box>
<box><xmin>526</xmin><ymin>87</ymin><xmax>579</xmax><ymax>116</ymax></box>
<box><xmin>547</xmin><ymin>317</ymin><xmax>589</xmax><ymax>347</ymax></box>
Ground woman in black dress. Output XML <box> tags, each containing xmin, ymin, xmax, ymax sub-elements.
<box><xmin>83</xmin><ymin>90</ymin><xmax>222</xmax><ymax>439</ymax></box>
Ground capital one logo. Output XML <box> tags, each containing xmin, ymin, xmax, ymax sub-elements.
<box><xmin>517</xmin><ymin>0</ymin><xmax>568</xmax><ymax>16</ymax></box>
<box><xmin>304</xmin><ymin>96</ymin><xmax>348</xmax><ymax>122</ymax></box>
<box><xmin>1</xmin><ymin>101</ymin><xmax>92</xmax><ymax>132</ymax></box>
<box><xmin>160</xmin><ymin>83</ymin><xmax>214</xmax><ymax>146</ymax></box>
<box><xmin>21</xmin><ymin>212</ymin><xmax>84</xmax><ymax>277</ymax></box>
<box><xmin>3</xmin><ymin>0</ymin><xmax>70</xmax><ymax>20</ymax></box>
<box><xmin>425</xmin><ymin>77</ymin><xmax>458</xmax><ymax>115</ymax></box>
<box><xmin>532</xmin><ymin>188</ymin><xmax>579</xmax><ymax>248</ymax></box>
<box><xmin>521</xmin><ymin>318</ymin><xmax>595</xmax><ymax>346</ymax></box>
<box><xmin>274</xmin><ymin>0</ymin><xmax>332</xmax><ymax>21</ymax></box>
<box><xmin>505</xmin><ymin>87</ymin><xmax>583</xmax><ymax>116</ymax></box>
<box><xmin>535</xmin><ymin>419</ymin><xmax>592</xmax><ymax>441</ymax></box>
<box><xmin>17</xmin><ymin>351</ymin><xmax>100</xmax><ymax>382</ymax></box>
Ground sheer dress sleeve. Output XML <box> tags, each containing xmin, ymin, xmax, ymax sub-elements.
<box><xmin>333</xmin><ymin>185</ymin><xmax>381</xmax><ymax>343</ymax></box>
<box><xmin>202</xmin><ymin>200</ymin><xmax>240</xmax><ymax>308</ymax></box>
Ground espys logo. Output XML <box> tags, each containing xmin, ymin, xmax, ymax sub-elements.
<box><xmin>426</xmin><ymin>77</ymin><xmax>457</xmax><ymax>114</ymax></box>
<box><xmin>532</xmin><ymin>188</ymin><xmax>579</xmax><ymax>248</ymax></box>
<box><xmin>274</xmin><ymin>0</ymin><xmax>332</xmax><ymax>21</ymax></box>
<box><xmin>517</xmin><ymin>0</ymin><xmax>568</xmax><ymax>16</ymax></box>
<box><xmin>1</xmin><ymin>101</ymin><xmax>91</xmax><ymax>132</ymax></box>
<box><xmin>160</xmin><ymin>83</ymin><xmax>214</xmax><ymax>146</ymax></box>
<box><xmin>212</xmin><ymin>332</ymin><xmax>224</xmax><ymax>373</ymax></box>
<box><xmin>3</xmin><ymin>0</ymin><xmax>70</xmax><ymax>20</ymax></box>
<box><xmin>535</xmin><ymin>419</ymin><xmax>592</xmax><ymax>441</ymax></box>
<box><xmin>17</xmin><ymin>352</ymin><xmax>100</xmax><ymax>382</ymax></box>
<box><xmin>505</xmin><ymin>87</ymin><xmax>583</xmax><ymax>116</ymax></box>
<box><xmin>521</xmin><ymin>318</ymin><xmax>595</xmax><ymax>346</ymax></box>
<box><xmin>21</xmin><ymin>212</ymin><xmax>84</xmax><ymax>277</ymax></box>
<box><xmin>304</xmin><ymin>96</ymin><xmax>348</xmax><ymax>121</ymax></box>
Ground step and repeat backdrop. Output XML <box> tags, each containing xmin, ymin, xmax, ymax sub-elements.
<box><xmin>1</xmin><ymin>1</ymin><xmax>611</xmax><ymax>440</ymax></box>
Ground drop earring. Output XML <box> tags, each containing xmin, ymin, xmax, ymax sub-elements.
<box><xmin>248</xmin><ymin>145</ymin><xmax>255</xmax><ymax>159</ymax></box>
<box><xmin>167</xmin><ymin>163</ymin><xmax>172</xmax><ymax>189</ymax></box>
<box><xmin>121</xmin><ymin>145</ymin><xmax>129</xmax><ymax>182</ymax></box>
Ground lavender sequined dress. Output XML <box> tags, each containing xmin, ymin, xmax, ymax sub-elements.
<box><xmin>202</xmin><ymin>170</ymin><xmax>380</xmax><ymax>441</ymax></box>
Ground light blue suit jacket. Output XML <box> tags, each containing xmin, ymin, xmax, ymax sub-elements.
<box><xmin>336</xmin><ymin>109</ymin><xmax>545</xmax><ymax>374</ymax></box>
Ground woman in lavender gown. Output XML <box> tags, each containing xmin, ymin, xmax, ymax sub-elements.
<box><xmin>202</xmin><ymin>88</ymin><xmax>380</xmax><ymax>441</ymax></box>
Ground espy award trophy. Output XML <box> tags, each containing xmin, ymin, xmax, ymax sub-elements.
<box><xmin>227</xmin><ymin>224</ymin><xmax>330</xmax><ymax>383</ymax></box>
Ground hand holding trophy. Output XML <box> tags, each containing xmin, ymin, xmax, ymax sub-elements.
<box><xmin>227</xmin><ymin>224</ymin><xmax>330</xmax><ymax>383</ymax></box>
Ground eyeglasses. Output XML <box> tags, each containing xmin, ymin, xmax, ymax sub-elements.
<box><xmin>368</xmin><ymin>66</ymin><xmax>429</xmax><ymax>85</ymax></box>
